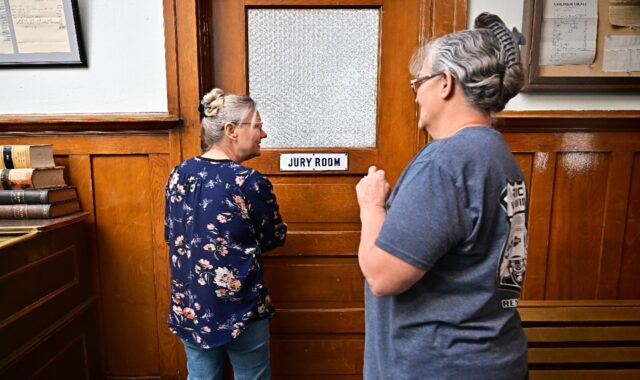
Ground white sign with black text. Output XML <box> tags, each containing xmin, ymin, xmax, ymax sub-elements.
<box><xmin>279</xmin><ymin>153</ymin><xmax>349</xmax><ymax>171</ymax></box>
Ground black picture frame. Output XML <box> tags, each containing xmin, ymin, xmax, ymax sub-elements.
<box><xmin>522</xmin><ymin>0</ymin><xmax>640</xmax><ymax>91</ymax></box>
<box><xmin>0</xmin><ymin>0</ymin><xmax>86</xmax><ymax>67</ymax></box>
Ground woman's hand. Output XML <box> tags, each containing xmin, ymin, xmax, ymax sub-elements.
<box><xmin>356</xmin><ymin>166</ymin><xmax>390</xmax><ymax>210</ymax></box>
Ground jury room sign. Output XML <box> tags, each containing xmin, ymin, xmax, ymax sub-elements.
<box><xmin>279</xmin><ymin>153</ymin><xmax>348</xmax><ymax>171</ymax></box>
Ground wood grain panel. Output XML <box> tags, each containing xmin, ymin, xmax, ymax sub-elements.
<box><xmin>212</xmin><ymin>0</ymin><xmax>246</xmax><ymax>94</ymax></box>
<box><xmin>523</xmin><ymin>152</ymin><xmax>556</xmax><ymax>300</ymax></box>
<box><xmin>529</xmin><ymin>370</ymin><xmax>640</xmax><ymax>380</ymax></box>
<box><xmin>93</xmin><ymin>156</ymin><xmax>161</xmax><ymax>376</ymax></box>
<box><xmin>273</xmin><ymin>183</ymin><xmax>359</xmax><ymax>224</ymax></box>
<box><xmin>168</xmin><ymin>127</ymin><xmax>184</xmax><ymax>172</ymax></box>
<box><xmin>0</xmin><ymin>246</ymin><xmax>77</xmax><ymax>321</ymax></box>
<box><xmin>545</xmin><ymin>153</ymin><xmax>610</xmax><ymax>299</ymax></box>
<box><xmin>264</xmin><ymin>257</ymin><xmax>363</xmax><ymax>303</ymax></box>
<box><xmin>513</xmin><ymin>153</ymin><xmax>534</xmax><ymax>189</ymax></box>
<box><xmin>28</xmin><ymin>337</ymin><xmax>90</xmax><ymax>380</ymax></box>
<box><xmin>271</xmin><ymin>308</ymin><xmax>364</xmax><ymax>333</ymax></box>
<box><xmin>0</xmin><ymin>221</ymin><xmax>92</xmax><ymax>359</ymax></box>
<box><xmin>505</xmin><ymin>130</ymin><xmax>640</xmax><ymax>301</ymax></box>
<box><xmin>377</xmin><ymin>0</ymin><xmax>421</xmax><ymax>186</ymax></box>
<box><xmin>596</xmin><ymin>152</ymin><xmax>634</xmax><ymax>298</ymax></box>
<box><xmin>529</xmin><ymin>347</ymin><xmax>640</xmax><ymax>363</ymax></box>
<box><xmin>0</xmin><ymin>114</ymin><xmax>178</xmax><ymax>132</ymax></box>
<box><xmin>176</xmin><ymin>0</ymin><xmax>202</xmax><ymax>160</ymax></box>
<box><xmin>65</xmin><ymin>154</ymin><xmax>106</xmax><ymax>377</ymax></box>
<box><xmin>1</xmin><ymin>302</ymin><xmax>98</xmax><ymax>380</ymax></box>
<box><xmin>419</xmin><ymin>0</ymin><xmax>467</xmax><ymax>42</ymax></box>
<box><xmin>505</xmin><ymin>131</ymin><xmax>640</xmax><ymax>153</ymax></box>
<box><xmin>618</xmin><ymin>153</ymin><xmax>640</xmax><ymax>299</ymax></box>
<box><xmin>496</xmin><ymin>110</ymin><xmax>640</xmax><ymax>129</ymax></box>
<box><xmin>271</xmin><ymin>337</ymin><xmax>364</xmax><ymax>376</ymax></box>
<box><xmin>525</xmin><ymin>326</ymin><xmax>640</xmax><ymax>342</ymax></box>
<box><xmin>149</xmin><ymin>154</ymin><xmax>182</xmax><ymax>379</ymax></box>
<box><xmin>271</xmin><ymin>230</ymin><xmax>360</xmax><ymax>256</ymax></box>
<box><xmin>66</xmin><ymin>155</ymin><xmax>95</xmax><ymax>223</ymax></box>
<box><xmin>519</xmin><ymin>300</ymin><xmax>640</xmax><ymax>321</ymax></box>
<box><xmin>431</xmin><ymin>0</ymin><xmax>466</xmax><ymax>38</ymax></box>
<box><xmin>0</xmin><ymin>132</ymin><xmax>170</xmax><ymax>154</ymax></box>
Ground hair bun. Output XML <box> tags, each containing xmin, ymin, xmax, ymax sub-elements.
<box><xmin>200</xmin><ymin>88</ymin><xmax>225</xmax><ymax>117</ymax></box>
<box><xmin>474</xmin><ymin>12</ymin><xmax>525</xmax><ymax>68</ymax></box>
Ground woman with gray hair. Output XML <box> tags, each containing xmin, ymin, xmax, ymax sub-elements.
<box><xmin>356</xmin><ymin>13</ymin><xmax>528</xmax><ymax>379</ymax></box>
<box><xmin>164</xmin><ymin>88</ymin><xmax>286</xmax><ymax>379</ymax></box>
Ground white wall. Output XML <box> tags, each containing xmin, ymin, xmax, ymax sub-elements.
<box><xmin>0</xmin><ymin>0</ymin><xmax>167</xmax><ymax>115</ymax></box>
<box><xmin>468</xmin><ymin>0</ymin><xmax>640</xmax><ymax>111</ymax></box>
<box><xmin>1</xmin><ymin>1</ymin><xmax>636</xmax><ymax>114</ymax></box>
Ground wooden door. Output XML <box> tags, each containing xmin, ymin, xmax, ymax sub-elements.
<box><xmin>203</xmin><ymin>0</ymin><xmax>464</xmax><ymax>377</ymax></box>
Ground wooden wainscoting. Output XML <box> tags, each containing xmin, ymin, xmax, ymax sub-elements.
<box><xmin>1</xmin><ymin>113</ymin><xmax>639</xmax><ymax>379</ymax></box>
<box><xmin>0</xmin><ymin>129</ymin><xmax>185</xmax><ymax>379</ymax></box>
<box><xmin>499</xmin><ymin>112</ymin><xmax>640</xmax><ymax>301</ymax></box>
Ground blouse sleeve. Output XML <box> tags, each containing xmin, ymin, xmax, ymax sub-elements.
<box><xmin>243</xmin><ymin>173</ymin><xmax>287</xmax><ymax>252</ymax></box>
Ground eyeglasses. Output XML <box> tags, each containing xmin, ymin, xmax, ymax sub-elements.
<box><xmin>410</xmin><ymin>72</ymin><xmax>443</xmax><ymax>93</ymax></box>
<box><xmin>238</xmin><ymin>121</ymin><xmax>263</xmax><ymax>129</ymax></box>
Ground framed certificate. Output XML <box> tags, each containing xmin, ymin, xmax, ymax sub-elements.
<box><xmin>0</xmin><ymin>0</ymin><xmax>86</xmax><ymax>67</ymax></box>
<box><xmin>522</xmin><ymin>0</ymin><xmax>640</xmax><ymax>91</ymax></box>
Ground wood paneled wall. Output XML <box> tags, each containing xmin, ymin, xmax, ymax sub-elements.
<box><xmin>0</xmin><ymin>130</ymin><xmax>184</xmax><ymax>379</ymax></box>
<box><xmin>1</xmin><ymin>0</ymin><xmax>639</xmax><ymax>378</ymax></box>
<box><xmin>2</xmin><ymin>120</ymin><xmax>638</xmax><ymax>379</ymax></box>
<box><xmin>260</xmin><ymin>117</ymin><xmax>640</xmax><ymax>377</ymax></box>
<box><xmin>502</xmin><ymin>121</ymin><xmax>640</xmax><ymax>301</ymax></box>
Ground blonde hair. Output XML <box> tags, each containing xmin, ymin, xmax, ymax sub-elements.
<box><xmin>199</xmin><ymin>88</ymin><xmax>256</xmax><ymax>152</ymax></box>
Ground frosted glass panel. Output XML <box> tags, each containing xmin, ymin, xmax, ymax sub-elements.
<box><xmin>248</xmin><ymin>9</ymin><xmax>379</xmax><ymax>148</ymax></box>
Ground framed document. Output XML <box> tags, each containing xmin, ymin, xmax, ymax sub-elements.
<box><xmin>0</xmin><ymin>0</ymin><xmax>86</xmax><ymax>67</ymax></box>
<box><xmin>522</xmin><ymin>0</ymin><xmax>640</xmax><ymax>91</ymax></box>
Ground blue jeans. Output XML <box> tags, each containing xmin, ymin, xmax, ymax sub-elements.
<box><xmin>181</xmin><ymin>318</ymin><xmax>271</xmax><ymax>380</ymax></box>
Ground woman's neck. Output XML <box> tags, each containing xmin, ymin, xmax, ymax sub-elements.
<box><xmin>430</xmin><ymin>97</ymin><xmax>492</xmax><ymax>140</ymax></box>
<box><xmin>201</xmin><ymin>144</ymin><xmax>237</xmax><ymax>162</ymax></box>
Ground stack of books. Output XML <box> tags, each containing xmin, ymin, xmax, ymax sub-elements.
<box><xmin>0</xmin><ymin>144</ymin><xmax>81</xmax><ymax>219</ymax></box>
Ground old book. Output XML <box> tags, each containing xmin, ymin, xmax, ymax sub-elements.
<box><xmin>0</xmin><ymin>186</ymin><xmax>78</xmax><ymax>205</ymax></box>
<box><xmin>0</xmin><ymin>145</ymin><xmax>55</xmax><ymax>169</ymax></box>
<box><xmin>0</xmin><ymin>167</ymin><xmax>66</xmax><ymax>190</ymax></box>
<box><xmin>0</xmin><ymin>199</ymin><xmax>81</xmax><ymax>219</ymax></box>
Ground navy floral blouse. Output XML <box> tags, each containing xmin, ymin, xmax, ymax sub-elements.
<box><xmin>164</xmin><ymin>157</ymin><xmax>286</xmax><ymax>348</ymax></box>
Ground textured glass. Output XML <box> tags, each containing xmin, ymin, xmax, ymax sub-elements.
<box><xmin>248</xmin><ymin>9</ymin><xmax>379</xmax><ymax>148</ymax></box>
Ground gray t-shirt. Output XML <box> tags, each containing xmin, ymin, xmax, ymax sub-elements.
<box><xmin>365</xmin><ymin>127</ymin><xmax>528</xmax><ymax>380</ymax></box>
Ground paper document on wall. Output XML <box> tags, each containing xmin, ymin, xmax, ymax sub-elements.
<box><xmin>8</xmin><ymin>0</ymin><xmax>70</xmax><ymax>53</ymax></box>
<box><xmin>609</xmin><ymin>0</ymin><xmax>640</xmax><ymax>27</ymax></box>
<box><xmin>539</xmin><ymin>0</ymin><xmax>598</xmax><ymax>66</ymax></box>
<box><xmin>603</xmin><ymin>34</ymin><xmax>640</xmax><ymax>72</ymax></box>
<box><xmin>0</xmin><ymin>1</ymin><xmax>13</xmax><ymax>54</ymax></box>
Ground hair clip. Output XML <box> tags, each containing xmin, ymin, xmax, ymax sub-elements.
<box><xmin>474</xmin><ymin>12</ymin><xmax>525</xmax><ymax>68</ymax></box>
<box><xmin>511</xmin><ymin>27</ymin><xmax>526</xmax><ymax>46</ymax></box>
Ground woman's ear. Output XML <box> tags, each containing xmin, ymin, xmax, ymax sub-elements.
<box><xmin>224</xmin><ymin>122</ymin><xmax>238</xmax><ymax>141</ymax></box>
<box><xmin>440</xmin><ymin>71</ymin><xmax>455</xmax><ymax>100</ymax></box>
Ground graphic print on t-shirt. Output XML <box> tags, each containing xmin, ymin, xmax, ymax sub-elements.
<box><xmin>498</xmin><ymin>180</ymin><xmax>528</xmax><ymax>296</ymax></box>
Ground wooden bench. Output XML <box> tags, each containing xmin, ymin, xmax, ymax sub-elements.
<box><xmin>519</xmin><ymin>301</ymin><xmax>640</xmax><ymax>380</ymax></box>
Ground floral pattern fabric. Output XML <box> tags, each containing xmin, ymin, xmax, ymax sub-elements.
<box><xmin>164</xmin><ymin>157</ymin><xmax>286</xmax><ymax>348</ymax></box>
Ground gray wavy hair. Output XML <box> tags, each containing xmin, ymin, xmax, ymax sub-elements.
<box><xmin>410</xmin><ymin>12</ymin><xmax>524</xmax><ymax>113</ymax></box>
<box><xmin>199</xmin><ymin>88</ymin><xmax>257</xmax><ymax>152</ymax></box>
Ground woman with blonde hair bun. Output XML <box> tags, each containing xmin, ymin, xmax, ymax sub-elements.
<box><xmin>164</xmin><ymin>88</ymin><xmax>286</xmax><ymax>380</ymax></box>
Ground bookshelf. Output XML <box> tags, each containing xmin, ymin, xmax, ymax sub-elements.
<box><xmin>0</xmin><ymin>212</ymin><xmax>99</xmax><ymax>379</ymax></box>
